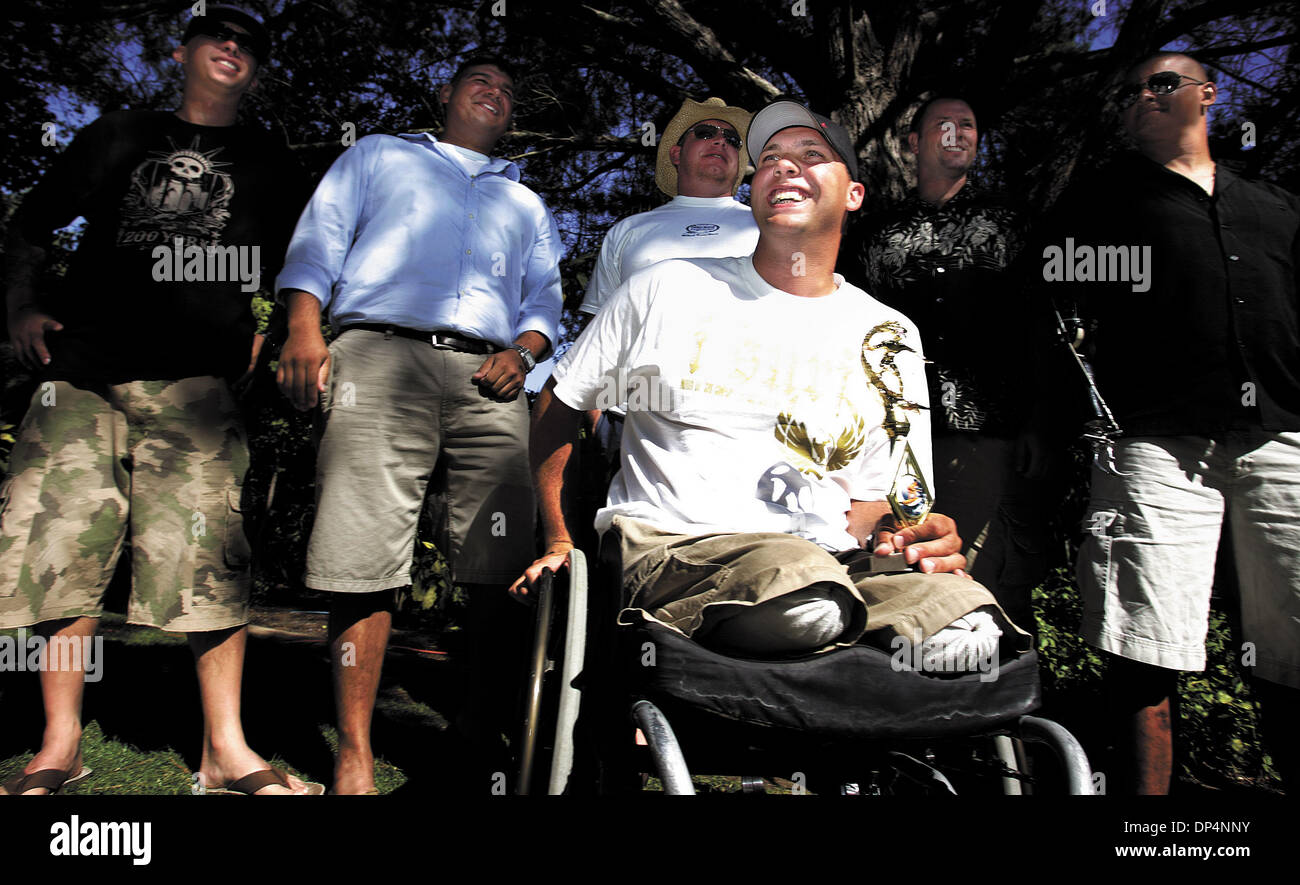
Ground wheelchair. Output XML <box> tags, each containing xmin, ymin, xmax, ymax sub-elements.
<box><xmin>515</xmin><ymin>527</ymin><xmax>1094</xmax><ymax>796</ymax></box>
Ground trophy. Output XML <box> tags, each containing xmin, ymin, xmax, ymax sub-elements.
<box><xmin>886</xmin><ymin>437</ymin><xmax>932</xmax><ymax>527</ymax></box>
<box><xmin>861</xmin><ymin>322</ymin><xmax>933</xmax><ymax>571</ymax></box>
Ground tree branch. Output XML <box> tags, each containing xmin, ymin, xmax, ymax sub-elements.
<box><xmin>1151</xmin><ymin>0</ymin><xmax>1282</xmax><ymax>48</ymax></box>
<box><xmin>628</xmin><ymin>0</ymin><xmax>781</xmax><ymax>104</ymax></box>
<box><xmin>1196</xmin><ymin>34</ymin><xmax>1297</xmax><ymax>60</ymax></box>
<box><xmin>10</xmin><ymin>0</ymin><xmax>192</xmax><ymax>23</ymax></box>
<box><xmin>1203</xmin><ymin>56</ymin><xmax>1288</xmax><ymax>98</ymax></box>
<box><xmin>554</xmin><ymin>150</ymin><xmax>636</xmax><ymax>192</ymax></box>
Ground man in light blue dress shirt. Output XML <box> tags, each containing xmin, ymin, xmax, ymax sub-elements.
<box><xmin>275</xmin><ymin>56</ymin><xmax>563</xmax><ymax>794</ymax></box>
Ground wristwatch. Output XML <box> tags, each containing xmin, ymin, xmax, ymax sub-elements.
<box><xmin>512</xmin><ymin>344</ymin><xmax>537</xmax><ymax>373</ymax></box>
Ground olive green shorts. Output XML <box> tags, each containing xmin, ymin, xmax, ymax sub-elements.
<box><xmin>0</xmin><ymin>378</ymin><xmax>251</xmax><ymax>632</ymax></box>
<box><xmin>614</xmin><ymin>516</ymin><xmax>1020</xmax><ymax>653</ymax></box>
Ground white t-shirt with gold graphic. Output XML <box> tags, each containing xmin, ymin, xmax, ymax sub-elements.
<box><xmin>553</xmin><ymin>256</ymin><xmax>931</xmax><ymax>551</ymax></box>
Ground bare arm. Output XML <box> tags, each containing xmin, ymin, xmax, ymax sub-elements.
<box><xmin>5</xmin><ymin>226</ymin><xmax>63</xmax><ymax>369</ymax></box>
<box><xmin>275</xmin><ymin>288</ymin><xmax>330</xmax><ymax>410</ymax></box>
<box><xmin>508</xmin><ymin>377</ymin><xmax>583</xmax><ymax>599</ymax></box>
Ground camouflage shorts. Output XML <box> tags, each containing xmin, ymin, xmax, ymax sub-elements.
<box><xmin>0</xmin><ymin>377</ymin><xmax>251</xmax><ymax>632</ymax></box>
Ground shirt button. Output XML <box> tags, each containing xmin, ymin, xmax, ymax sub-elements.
<box><xmin>466</xmin><ymin>249</ymin><xmax>472</xmax><ymax>254</ymax></box>
<box><xmin>1228</xmin><ymin>255</ymin><xmax>1239</xmax><ymax>261</ymax></box>
<box><xmin>936</xmin><ymin>267</ymin><xmax>946</xmax><ymax>274</ymax></box>
<box><xmin>468</xmin><ymin>213</ymin><xmax>474</xmax><ymax>219</ymax></box>
<box><xmin>935</xmin><ymin>297</ymin><xmax>945</xmax><ymax>304</ymax></box>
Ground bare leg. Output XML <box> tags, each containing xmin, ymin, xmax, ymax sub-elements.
<box><xmin>329</xmin><ymin>591</ymin><xmax>392</xmax><ymax>794</ymax></box>
<box><xmin>13</xmin><ymin>617</ymin><xmax>97</xmax><ymax>794</ymax></box>
<box><xmin>1107</xmin><ymin>654</ymin><xmax>1176</xmax><ymax>795</ymax></box>
<box><xmin>190</xmin><ymin>625</ymin><xmax>310</xmax><ymax>794</ymax></box>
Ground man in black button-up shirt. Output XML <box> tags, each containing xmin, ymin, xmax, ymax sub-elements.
<box><xmin>1049</xmin><ymin>52</ymin><xmax>1300</xmax><ymax>794</ymax></box>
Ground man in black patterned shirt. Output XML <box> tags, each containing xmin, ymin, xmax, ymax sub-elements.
<box><xmin>861</xmin><ymin>96</ymin><xmax>1049</xmax><ymax>630</ymax></box>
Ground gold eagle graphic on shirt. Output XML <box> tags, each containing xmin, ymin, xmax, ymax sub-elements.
<box><xmin>774</xmin><ymin>413</ymin><xmax>868</xmax><ymax>478</ymax></box>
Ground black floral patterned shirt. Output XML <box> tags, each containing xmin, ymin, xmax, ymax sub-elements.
<box><xmin>861</xmin><ymin>184</ymin><xmax>1027</xmax><ymax>436</ymax></box>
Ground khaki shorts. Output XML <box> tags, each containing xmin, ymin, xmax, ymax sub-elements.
<box><xmin>614</xmin><ymin>516</ymin><xmax>1020</xmax><ymax>653</ymax></box>
<box><xmin>305</xmin><ymin>330</ymin><xmax>535</xmax><ymax>591</ymax></box>
<box><xmin>0</xmin><ymin>378</ymin><xmax>251</xmax><ymax>632</ymax></box>
<box><xmin>1079</xmin><ymin>433</ymin><xmax>1300</xmax><ymax>688</ymax></box>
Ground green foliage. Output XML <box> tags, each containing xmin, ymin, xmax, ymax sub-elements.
<box><xmin>239</xmin><ymin>366</ymin><xmax>319</xmax><ymax>606</ymax></box>
<box><xmin>0</xmin><ymin>421</ymin><xmax>14</xmax><ymax>476</ymax></box>
<box><xmin>1178</xmin><ymin>609</ymin><xmax>1277</xmax><ymax>788</ymax></box>
<box><xmin>1034</xmin><ymin>565</ymin><xmax>1105</xmax><ymax>693</ymax></box>
<box><xmin>251</xmin><ymin>291</ymin><xmax>274</xmax><ymax>335</ymax></box>
<box><xmin>405</xmin><ymin>539</ymin><xmax>468</xmax><ymax>634</ymax></box>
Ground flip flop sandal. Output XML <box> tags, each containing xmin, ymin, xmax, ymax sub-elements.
<box><xmin>0</xmin><ymin>765</ymin><xmax>93</xmax><ymax>795</ymax></box>
<box><xmin>201</xmin><ymin>767</ymin><xmax>325</xmax><ymax>795</ymax></box>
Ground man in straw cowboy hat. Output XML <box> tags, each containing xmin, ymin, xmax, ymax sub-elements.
<box><xmin>577</xmin><ymin>97</ymin><xmax>758</xmax><ymax>464</ymax></box>
<box><xmin>578</xmin><ymin>96</ymin><xmax>758</xmax><ymax>320</ymax></box>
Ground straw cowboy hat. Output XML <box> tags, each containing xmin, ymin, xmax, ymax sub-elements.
<box><xmin>655</xmin><ymin>96</ymin><xmax>753</xmax><ymax>197</ymax></box>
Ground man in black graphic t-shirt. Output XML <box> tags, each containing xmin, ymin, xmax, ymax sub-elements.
<box><xmin>10</xmin><ymin>81</ymin><xmax>305</xmax><ymax>382</ymax></box>
<box><xmin>0</xmin><ymin>7</ymin><xmax>317</xmax><ymax>796</ymax></box>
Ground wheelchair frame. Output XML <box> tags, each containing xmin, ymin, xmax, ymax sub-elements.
<box><xmin>516</xmin><ymin>547</ymin><xmax>1093</xmax><ymax>796</ymax></box>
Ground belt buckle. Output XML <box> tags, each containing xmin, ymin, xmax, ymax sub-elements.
<box><xmin>431</xmin><ymin>331</ymin><xmax>457</xmax><ymax>351</ymax></box>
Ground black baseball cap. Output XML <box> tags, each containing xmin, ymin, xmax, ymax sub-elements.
<box><xmin>747</xmin><ymin>98</ymin><xmax>859</xmax><ymax>181</ymax></box>
<box><xmin>183</xmin><ymin>6</ymin><xmax>271</xmax><ymax>61</ymax></box>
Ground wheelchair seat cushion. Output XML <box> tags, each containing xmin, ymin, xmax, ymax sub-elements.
<box><xmin>623</xmin><ymin>619</ymin><xmax>1041</xmax><ymax>740</ymax></box>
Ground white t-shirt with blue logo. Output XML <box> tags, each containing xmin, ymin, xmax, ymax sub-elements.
<box><xmin>579</xmin><ymin>195</ymin><xmax>758</xmax><ymax>316</ymax></box>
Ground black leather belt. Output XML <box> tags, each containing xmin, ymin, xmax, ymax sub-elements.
<box><xmin>339</xmin><ymin>323</ymin><xmax>502</xmax><ymax>354</ymax></box>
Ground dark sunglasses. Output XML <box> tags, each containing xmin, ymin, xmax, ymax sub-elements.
<box><xmin>1116</xmin><ymin>71</ymin><xmax>1207</xmax><ymax>108</ymax></box>
<box><xmin>686</xmin><ymin>124</ymin><xmax>741</xmax><ymax>149</ymax></box>
<box><xmin>192</xmin><ymin>24</ymin><xmax>263</xmax><ymax>60</ymax></box>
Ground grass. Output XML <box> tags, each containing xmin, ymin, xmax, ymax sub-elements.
<box><xmin>0</xmin><ymin>720</ymin><xmax>412</xmax><ymax>795</ymax></box>
<box><xmin>0</xmin><ymin>721</ymin><xmax>194</xmax><ymax>796</ymax></box>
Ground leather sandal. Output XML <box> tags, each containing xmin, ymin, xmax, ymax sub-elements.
<box><xmin>0</xmin><ymin>765</ymin><xmax>92</xmax><ymax>795</ymax></box>
<box><xmin>200</xmin><ymin>766</ymin><xmax>324</xmax><ymax>795</ymax></box>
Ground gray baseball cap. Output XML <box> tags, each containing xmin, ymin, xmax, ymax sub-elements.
<box><xmin>747</xmin><ymin>98</ymin><xmax>859</xmax><ymax>181</ymax></box>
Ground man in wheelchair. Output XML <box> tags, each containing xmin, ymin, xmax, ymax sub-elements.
<box><xmin>511</xmin><ymin>98</ymin><xmax>1028</xmax><ymax>671</ymax></box>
